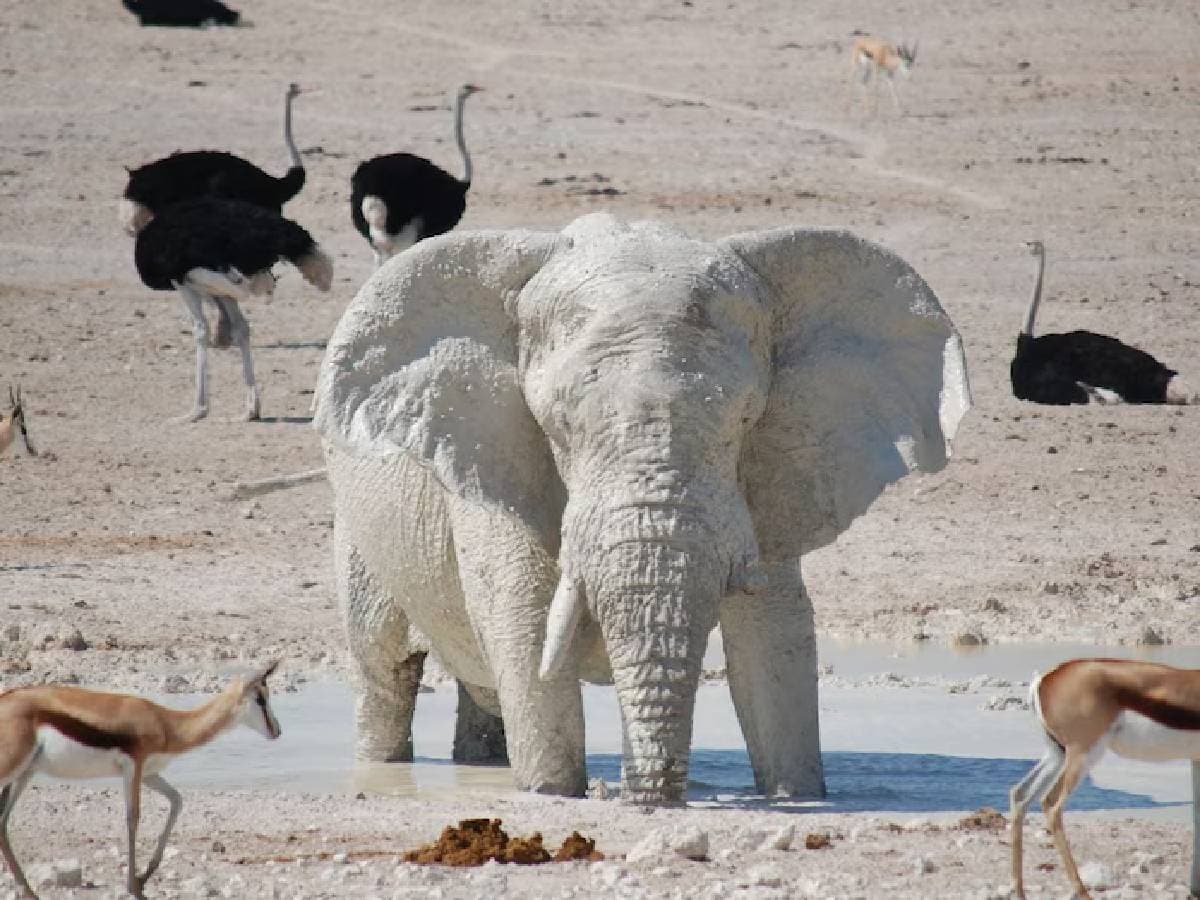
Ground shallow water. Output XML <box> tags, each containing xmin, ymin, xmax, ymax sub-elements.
<box><xmin>160</xmin><ymin>640</ymin><xmax>1197</xmax><ymax>819</ymax></box>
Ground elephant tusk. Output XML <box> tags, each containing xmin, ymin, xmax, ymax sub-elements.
<box><xmin>539</xmin><ymin>574</ymin><xmax>585</xmax><ymax>680</ymax></box>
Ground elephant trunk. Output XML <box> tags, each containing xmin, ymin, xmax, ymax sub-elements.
<box><xmin>579</xmin><ymin>503</ymin><xmax>730</xmax><ymax>805</ymax></box>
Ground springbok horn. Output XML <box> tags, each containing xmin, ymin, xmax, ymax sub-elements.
<box><xmin>255</xmin><ymin>659</ymin><xmax>280</xmax><ymax>682</ymax></box>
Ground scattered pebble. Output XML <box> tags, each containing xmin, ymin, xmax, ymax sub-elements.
<box><xmin>58</xmin><ymin>628</ymin><xmax>88</xmax><ymax>651</ymax></box>
<box><xmin>1138</xmin><ymin>625</ymin><xmax>1167</xmax><ymax>646</ymax></box>
<box><xmin>1079</xmin><ymin>860</ymin><xmax>1115</xmax><ymax>891</ymax></box>
<box><xmin>627</xmin><ymin>825</ymin><xmax>709</xmax><ymax>863</ymax></box>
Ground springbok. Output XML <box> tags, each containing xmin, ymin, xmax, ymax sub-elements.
<box><xmin>0</xmin><ymin>662</ymin><xmax>281</xmax><ymax>899</ymax></box>
<box><xmin>1010</xmin><ymin>657</ymin><xmax>1200</xmax><ymax>898</ymax></box>
<box><xmin>851</xmin><ymin>35</ymin><xmax>918</xmax><ymax>111</ymax></box>
<box><xmin>0</xmin><ymin>386</ymin><xmax>35</xmax><ymax>457</ymax></box>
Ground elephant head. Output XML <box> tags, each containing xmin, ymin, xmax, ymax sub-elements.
<box><xmin>316</xmin><ymin>213</ymin><xmax>970</xmax><ymax>804</ymax></box>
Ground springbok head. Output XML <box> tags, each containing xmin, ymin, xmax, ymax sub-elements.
<box><xmin>238</xmin><ymin>659</ymin><xmax>283</xmax><ymax>740</ymax></box>
<box><xmin>897</xmin><ymin>41</ymin><xmax>919</xmax><ymax>72</ymax></box>
<box><xmin>3</xmin><ymin>385</ymin><xmax>36</xmax><ymax>457</ymax></box>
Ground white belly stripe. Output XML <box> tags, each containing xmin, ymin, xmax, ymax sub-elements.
<box><xmin>36</xmin><ymin>725</ymin><xmax>127</xmax><ymax>780</ymax></box>
<box><xmin>1107</xmin><ymin>710</ymin><xmax>1200</xmax><ymax>762</ymax></box>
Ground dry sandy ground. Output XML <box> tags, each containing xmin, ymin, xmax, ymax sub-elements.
<box><xmin>3</xmin><ymin>0</ymin><xmax>1200</xmax><ymax>896</ymax></box>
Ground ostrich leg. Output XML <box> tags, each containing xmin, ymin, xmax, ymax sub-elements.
<box><xmin>216</xmin><ymin>299</ymin><xmax>260</xmax><ymax>420</ymax></box>
<box><xmin>174</xmin><ymin>284</ymin><xmax>210</xmax><ymax>423</ymax></box>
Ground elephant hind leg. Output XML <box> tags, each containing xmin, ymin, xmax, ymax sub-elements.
<box><xmin>453</xmin><ymin>682</ymin><xmax>509</xmax><ymax>765</ymax></box>
<box><xmin>354</xmin><ymin>650</ymin><xmax>427</xmax><ymax>762</ymax></box>
<box><xmin>337</xmin><ymin>532</ymin><xmax>427</xmax><ymax>762</ymax></box>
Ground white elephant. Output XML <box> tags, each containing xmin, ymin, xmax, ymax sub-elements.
<box><xmin>315</xmin><ymin>213</ymin><xmax>971</xmax><ymax>804</ymax></box>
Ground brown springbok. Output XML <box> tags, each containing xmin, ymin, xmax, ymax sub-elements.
<box><xmin>1010</xmin><ymin>658</ymin><xmax>1200</xmax><ymax>898</ymax></box>
<box><xmin>0</xmin><ymin>387</ymin><xmax>35</xmax><ymax>457</ymax></box>
<box><xmin>851</xmin><ymin>35</ymin><xmax>918</xmax><ymax>111</ymax></box>
<box><xmin>0</xmin><ymin>663</ymin><xmax>281</xmax><ymax>899</ymax></box>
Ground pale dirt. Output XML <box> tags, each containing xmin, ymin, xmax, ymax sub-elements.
<box><xmin>3</xmin><ymin>0</ymin><xmax>1200</xmax><ymax>896</ymax></box>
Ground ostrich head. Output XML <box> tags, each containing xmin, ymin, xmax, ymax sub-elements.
<box><xmin>1025</xmin><ymin>240</ymin><xmax>1045</xmax><ymax>258</ymax></box>
<box><xmin>458</xmin><ymin>83</ymin><xmax>484</xmax><ymax>102</ymax></box>
<box><xmin>286</xmin><ymin>82</ymin><xmax>301</xmax><ymax>101</ymax></box>
<box><xmin>119</xmin><ymin>197</ymin><xmax>154</xmax><ymax>237</ymax></box>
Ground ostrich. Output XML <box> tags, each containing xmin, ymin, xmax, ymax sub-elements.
<box><xmin>122</xmin><ymin>0</ymin><xmax>240</xmax><ymax>27</ymax></box>
<box><xmin>1010</xmin><ymin>241</ymin><xmax>1192</xmax><ymax>405</ymax></box>
<box><xmin>133</xmin><ymin>198</ymin><xmax>333</xmax><ymax>423</ymax></box>
<box><xmin>351</xmin><ymin>84</ymin><xmax>483</xmax><ymax>267</ymax></box>
<box><xmin>120</xmin><ymin>83</ymin><xmax>306</xmax><ymax>236</ymax></box>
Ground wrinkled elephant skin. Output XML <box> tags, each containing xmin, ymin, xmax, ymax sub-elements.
<box><xmin>315</xmin><ymin>213</ymin><xmax>971</xmax><ymax>804</ymax></box>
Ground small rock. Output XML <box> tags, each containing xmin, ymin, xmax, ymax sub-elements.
<box><xmin>1132</xmin><ymin>851</ymin><xmax>1163</xmax><ymax>871</ymax></box>
<box><xmin>914</xmin><ymin>856</ymin><xmax>937</xmax><ymax>874</ymax></box>
<box><xmin>1138</xmin><ymin>625</ymin><xmax>1166</xmax><ymax>646</ymax></box>
<box><xmin>762</xmin><ymin>824</ymin><xmax>794</xmax><ymax>851</ymax></box>
<box><xmin>744</xmin><ymin>863</ymin><xmax>783</xmax><ymax>887</ymax></box>
<box><xmin>34</xmin><ymin>859</ymin><xmax>82</xmax><ymax>889</ymax></box>
<box><xmin>586</xmin><ymin>778</ymin><xmax>611</xmax><ymax>800</ymax></box>
<box><xmin>211</xmin><ymin>840</ymin><xmax>226</xmax><ymax>854</ymax></box>
<box><xmin>626</xmin><ymin>825</ymin><xmax>708</xmax><ymax>863</ymax></box>
<box><xmin>1079</xmin><ymin>860</ymin><xmax>1115</xmax><ymax>890</ymax></box>
<box><xmin>4</xmin><ymin>624</ymin><xmax>20</xmax><ymax>642</ymax></box>
<box><xmin>983</xmin><ymin>695</ymin><xmax>1029</xmax><ymax>712</ymax></box>
<box><xmin>180</xmin><ymin>876</ymin><xmax>220</xmax><ymax>897</ymax></box>
<box><xmin>59</xmin><ymin>629</ymin><xmax>88</xmax><ymax>651</ymax></box>
<box><xmin>804</xmin><ymin>832</ymin><xmax>832</xmax><ymax>850</ymax></box>
<box><xmin>953</xmin><ymin>630</ymin><xmax>986</xmax><ymax>647</ymax></box>
<box><xmin>332</xmin><ymin>852</ymin><xmax>349</xmax><ymax>864</ymax></box>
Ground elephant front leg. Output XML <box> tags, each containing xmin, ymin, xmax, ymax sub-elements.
<box><xmin>454</xmin><ymin>531</ymin><xmax>587</xmax><ymax>796</ymax></box>
<box><xmin>719</xmin><ymin>562</ymin><xmax>825</xmax><ymax>798</ymax></box>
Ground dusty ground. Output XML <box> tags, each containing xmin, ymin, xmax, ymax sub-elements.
<box><xmin>3</xmin><ymin>0</ymin><xmax>1200</xmax><ymax>896</ymax></box>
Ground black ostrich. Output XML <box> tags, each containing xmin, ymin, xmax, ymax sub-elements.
<box><xmin>1010</xmin><ymin>241</ymin><xmax>1192</xmax><ymax>405</ymax></box>
<box><xmin>133</xmin><ymin>198</ymin><xmax>333</xmax><ymax>423</ymax></box>
<box><xmin>122</xmin><ymin>0</ymin><xmax>240</xmax><ymax>27</ymax></box>
<box><xmin>120</xmin><ymin>84</ymin><xmax>306</xmax><ymax>236</ymax></box>
<box><xmin>351</xmin><ymin>84</ymin><xmax>483</xmax><ymax>268</ymax></box>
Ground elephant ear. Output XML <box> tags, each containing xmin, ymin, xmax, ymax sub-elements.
<box><xmin>315</xmin><ymin>230</ymin><xmax>570</xmax><ymax>540</ymax></box>
<box><xmin>724</xmin><ymin>228</ymin><xmax>971</xmax><ymax>559</ymax></box>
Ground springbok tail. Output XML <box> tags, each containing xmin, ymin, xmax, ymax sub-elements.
<box><xmin>1028</xmin><ymin>670</ymin><xmax>1063</xmax><ymax>750</ymax></box>
<box><xmin>296</xmin><ymin>245</ymin><xmax>333</xmax><ymax>292</ymax></box>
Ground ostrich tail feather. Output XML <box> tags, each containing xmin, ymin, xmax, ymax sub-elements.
<box><xmin>297</xmin><ymin>245</ymin><xmax>333</xmax><ymax>292</ymax></box>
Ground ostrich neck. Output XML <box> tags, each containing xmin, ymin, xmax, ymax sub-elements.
<box><xmin>1021</xmin><ymin>248</ymin><xmax>1045</xmax><ymax>337</ymax></box>
<box><xmin>455</xmin><ymin>92</ymin><xmax>472</xmax><ymax>186</ymax></box>
<box><xmin>283</xmin><ymin>92</ymin><xmax>302</xmax><ymax>170</ymax></box>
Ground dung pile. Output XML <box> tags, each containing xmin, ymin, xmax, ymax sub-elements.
<box><xmin>403</xmin><ymin>818</ymin><xmax>603</xmax><ymax>866</ymax></box>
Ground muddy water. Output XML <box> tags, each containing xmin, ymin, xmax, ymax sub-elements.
<box><xmin>161</xmin><ymin>640</ymin><xmax>1197</xmax><ymax>819</ymax></box>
